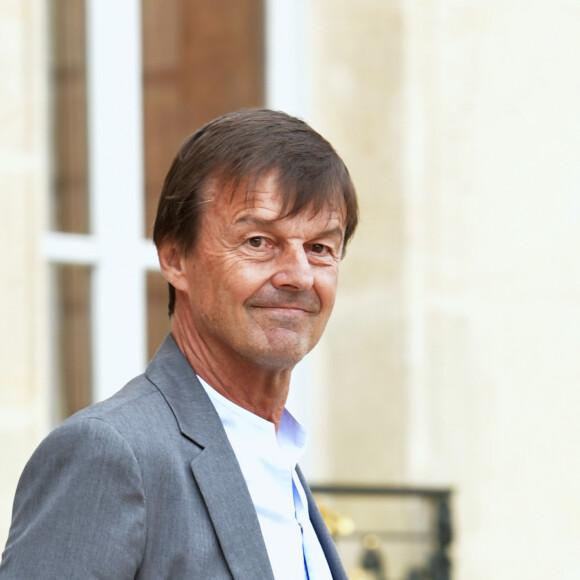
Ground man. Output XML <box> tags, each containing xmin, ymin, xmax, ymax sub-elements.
<box><xmin>0</xmin><ymin>109</ymin><xmax>358</xmax><ymax>579</ymax></box>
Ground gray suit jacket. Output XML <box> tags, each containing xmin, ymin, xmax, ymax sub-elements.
<box><xmin>0</xmin><ymin>335</ymin><xmax>347</xmax><ymax>579</ymax></box>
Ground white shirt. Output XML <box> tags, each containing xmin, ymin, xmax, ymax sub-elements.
<box><xmin>198</xmin><ymin>377</ymin><xmax>332</xmax><ymax>580</ymax></box>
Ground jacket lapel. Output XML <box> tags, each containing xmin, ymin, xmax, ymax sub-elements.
<box><xmin>297</xmin><ymin>468</ymin><xmax>349</xmax><ymax>580</ymax></box>
<box><xmin>190</xmin><ymin>439</ymin><xmax>275</xmax><ymax>579</ymax></box>
<box><xmin>146</xmin><ymin>335</ymin><xmax>275</xmax><ymax>580</ymax></box>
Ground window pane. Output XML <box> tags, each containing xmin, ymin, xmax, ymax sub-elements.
<box><xmin>147</xmin><ymin>271</ymin><xmax>172</xmax><ymax>362</ymax></box>
<box><xmin>141</xmin><ymin>0</ymin><xmax>265</xmax><ymax>237</ymax></box>
<box><xmin>49</xmin><ymin>0</ymin><xmax>89</xmax><ymax>234</ymax></box>
<box><xmin>51</xmin><ymin>265</ymin><xmax>92</xmax><ymax>421</ymax></box>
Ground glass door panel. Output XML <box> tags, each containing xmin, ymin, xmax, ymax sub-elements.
<box><xmin>49</xmin><ymin>0</ymin><xmax>89</xmax><ymax>234</ymax></box>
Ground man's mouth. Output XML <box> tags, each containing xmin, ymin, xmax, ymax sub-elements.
<box><xmin>253</xmin><ymin>305</ymin><xmax>313</xmax><ymax>314</ymax></box>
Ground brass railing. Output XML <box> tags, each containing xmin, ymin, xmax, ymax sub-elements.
<box><xmin>311</xmin><ymin>484</ymin><xmax>453</xmax><ymax>580</ymax></box>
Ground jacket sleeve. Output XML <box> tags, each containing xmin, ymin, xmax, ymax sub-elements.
<box><xmin>0</xmin><ymin>416</ymin><xmax>147</xmax><ymax>579</ymax></box>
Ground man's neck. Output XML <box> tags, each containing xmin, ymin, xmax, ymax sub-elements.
<box><xmin>170</xmin><ymin>314</ymin><xmax>292</xmax><ymax>430</ymax></box>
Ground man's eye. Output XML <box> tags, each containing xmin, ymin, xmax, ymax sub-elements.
<box><xmin>311</xmin><ymin>244</ymin><xmax>328</xmax><ymax>254</ymax></box>
<box><xmin>248</xmin><ymin>237</ymin><xmax>265</xmax><ymax>248</ymax></box>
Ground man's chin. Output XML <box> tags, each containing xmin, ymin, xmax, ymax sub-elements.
<box><xmin>246</xmin><ymin>337</ymin><xmax>313</xmax><ymax>369</ymax></box>
<box><xmin>253</xmin><ymin>348</ymin><xmax>307</xmax><ymax>369</ymax></box>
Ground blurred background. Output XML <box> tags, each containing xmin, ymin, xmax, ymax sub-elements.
<box><xmin>1</xmin><ymin>0</ymin><xmax>579</xmax><ymax>578</ymax></box>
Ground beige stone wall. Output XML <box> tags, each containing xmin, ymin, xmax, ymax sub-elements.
<box><xmin>308</xmin><ymin>0</ymin><xmax>409</xmax><ymax>483</ymax></box>
<box><xmin>0</xmin><ymin>0</ymin><xmax>49</xmax><ymax>550</ymax></box>
<box><xmin>309</xmin><ymin>0</ymin><xmax>580</xmax><ymax>578</ymax></box>
<box><xmin>405</xmin><ymin>2</ymin><xmax>580</xmax><ymax>577</ymax></box>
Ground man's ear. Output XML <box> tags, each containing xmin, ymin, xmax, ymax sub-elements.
<box><xmin>157</xmin><ymin>242</ymin><xmax>189</xmax><ymax>292</ymax></box>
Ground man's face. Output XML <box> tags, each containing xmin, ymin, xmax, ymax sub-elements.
<box><xmin>177</xmin><ymin>173</ymin><xmax>345</xmax><ymax>370</ymax></box>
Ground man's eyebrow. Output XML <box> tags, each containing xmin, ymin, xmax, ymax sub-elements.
<box><xmin>234</xmin><ymin>216</ymin><xmax>345</xmax><ymax>240</ymax></box>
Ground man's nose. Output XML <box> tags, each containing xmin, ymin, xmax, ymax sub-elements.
<box><xmin>271</xmin><ymin>245</ymin><xmax>314</xmax><ymax>291</ymax></box>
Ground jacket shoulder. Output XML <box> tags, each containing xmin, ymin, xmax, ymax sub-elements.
<box><xmin>1</xmin><ymin>409</ymin><xmax>147</xmax><ymax>578</ymax></box>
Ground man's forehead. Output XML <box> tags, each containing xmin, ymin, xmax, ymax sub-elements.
<box><xmin>207</xmin><ymin>173</ymin><xmax>347</xmax><ymax>227</ymax></box>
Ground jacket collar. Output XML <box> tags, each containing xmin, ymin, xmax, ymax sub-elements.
<box><xmin>144</xmin><ymin>333</ymin><xmax>225</xmax><ymax>447</ymax></box>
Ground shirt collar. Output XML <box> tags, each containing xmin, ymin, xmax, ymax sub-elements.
<box><xmin>197</xmin><ymin>375</ymin><xmax>308</xmax><ymax>469</ymax></box>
